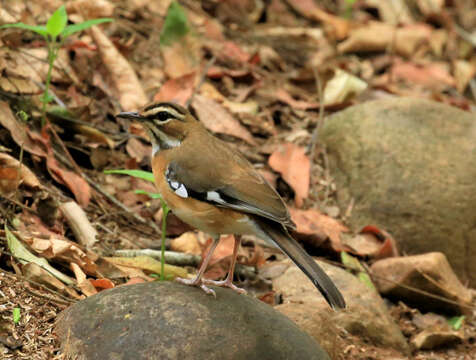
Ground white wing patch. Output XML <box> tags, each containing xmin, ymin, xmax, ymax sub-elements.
<box><xmin>165</xmin><ymin>168</ymin><xmax>188</xmax><ymax>198</ymax></box>
<box><xmin>206</xmin><ymin>191</ymin><xmax>225</xmax><ymax>203</ymax></box>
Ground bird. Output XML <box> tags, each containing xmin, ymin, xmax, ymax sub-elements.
<box><xmin>117</xmin><ymin>102</ymin><xmax>346</xmax><ymax>309</ymax></box>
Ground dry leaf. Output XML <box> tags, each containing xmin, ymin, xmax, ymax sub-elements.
<box><xmin>453</xmin><ymin>60</ymin><xmax>476</xmax><ymax>93</ymax></box>
<box><xmin>125</xmin><ymin>137</ymin><xmax>151</xmax><ymax>163</ymax></box>
<box><xmin>170</xmin><ymin>231</ymin><xmax>202</xmax><ymax>255</ymax></box>
<box><xmin>90</xmin><ymin>26</ymin><xmax>147</xmax><ymax>110</ymax></box>
<box><xmin>0</xmin><ymin>152</ymin><xmax>41</xmax><ymax>195</ymax></box>
<box><xmin>153</xmin><ymin>72</ymin><xmax>196</xmax><ymax>106</ymax></box>
<box><xmin>286</xmin><ymin>0</ymin><xmax>350</xmax><ymax>39</ymax></box>
<box><xmin>105</xmin><ymin>256</ymin><xmax>188</xmax><ymax>278</ymax></box>
<box><xmin>161</xmin><ymin>36</ymin><xmax>200</xmax><ymax>78</ymax></box>
<box><xmin>289</xmin><ymin>207</ymin><xmax>348</xmax><ymax>251</ymax></box>
<box><xmin>268</xmin><ymin>143</ymin><xmax>310</xmax><ymax>207</ymax></box>
<box><xmin>192</xmin><ymin>94</ymin><xmax>256</xmax><ymax>144</ymax></box>
<box><xmin>389</xmin><ymin>60</ymin><xmax>455</xmax><ymax>89</ymax></box>
<box><xmin>71</xmin><ymin>262</ymin><xmax>97</xmax><ymax>296</ymax></box>
<box><xmin>323</xmin><ymin>69</ymin><xmax>367</xmax><ymax>105</ymax></box>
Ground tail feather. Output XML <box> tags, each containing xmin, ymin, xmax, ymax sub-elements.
<box><xmin>257</xmin><ymin>220</ymin><xmax>346</xmax><ymax>310</ymax></box>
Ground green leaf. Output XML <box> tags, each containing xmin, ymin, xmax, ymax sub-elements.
<box><xmin>62</xmin><ymin>18</ymin><xmax>113</xmax><ymax>38</ymax></box>
<box><xmin>46</xmin><ymin>5</ymin><xmax>67</xmax><ymax>38</ymax></box>
<box><xmin>447</xmin><ymin>315</ymin><xmax>465</xmax><ymax>330</ymax></box>
<box><xmin>104</xmin><ymin>169</ymin><xmax>155</xmax><ymax>183</ymax></box>
<box><xmin>134</xmin><ymin>189</ymin><xmax>163</xmax><ymax>200</ymax></box>
<box><xmin>13</xmin><ymin>308</ymin><xmax>21</xmax><ymax>324</ymax></box>
<box><xmin>5</xmin><ymin>225</ymin><xmax>74</xmax><ymax>285</ymax></box>
<box><xmin>341</xmin><ymin>251</ymin><xmax>376</xmax><ymax>291</ymax></box>
<box><xmin>160</xmin><ymin>1</ymin><xmax>189</xmax><ymax>46</ymax></box>
<box><xmin>0</xmin><ymin>23</ymin><xmax>48</xmax><ymax>37</ymax></box>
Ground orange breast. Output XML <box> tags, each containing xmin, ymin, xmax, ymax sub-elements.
<box><xmin>152</xmin><ymin>153</ymin><xmax>258</xmax><ymax>236</ymax></box>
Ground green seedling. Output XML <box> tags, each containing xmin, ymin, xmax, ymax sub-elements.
<box><xmin>13</xmin><ymin>307</ymin><xmax>21</xmax><ymax>324</ymax></box>
<box><xmin>0</xmin><ymin>6</ymin><xmax>112</xmax><ymax>126</ymax></box>
<box><xmin>105</xmin><ymin>169</ymin><xmax>170</xmax><ymax>281</ymax></box>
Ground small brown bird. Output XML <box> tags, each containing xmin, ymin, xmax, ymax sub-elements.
<box><xmin>117</xmin><ymin>102</ymin><xmax>345</xmax><ymax>309</ymax></box>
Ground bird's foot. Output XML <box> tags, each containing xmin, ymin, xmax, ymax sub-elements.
<box><xmin>202</xmin><ymin>278</ymin><xmax>247</xmax><ymax>295</ymax></box>
<box><xmin>175</xmin><ymin>277</ymin><xmax>216</xmax><ymax>298</ymax></box>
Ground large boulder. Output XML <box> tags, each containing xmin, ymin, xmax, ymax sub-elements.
<box><xmin>318</xmin><ymin>98</ymin><xmax>476</xmax><ymax>286</ymax></box>
<box><xmin>55</xmin><ymin>282</ymin><xmax>330</xmax><ymax>360</ymax></box>
<box><xmin>273</xmin><ymin>260</ymin><xmax>409</xmax><ymax>358</ymax></box>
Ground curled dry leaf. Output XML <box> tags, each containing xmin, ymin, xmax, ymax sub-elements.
<box><xmin>268</xmin><ymin>143</ymin><xmax>309</xmax><ymax>207</ymax></box>
<box><xmin>70</xmin><ymin>262</ymin><xmax>97</xmax><ymax>297</ymax></box>
<box><xmin>22</xmin><ymin>235</ymin><xmax>98</xmax><ymax>276</ymax></box>
<box><xmin>288</xmin><ymin>207</ymin><xmax>348</xmax><ymax>252</ymax></box>
<box><xmin>338</xmin><ymin>22</ymin><xmax>432</xmax><ymax>57</ymax></box>
<box><xmin>285</xmin><ymin>0</ymin><xmax>350</xmax><ymax>39</ymax></box>
<box><xmin>90</xmin><ymin>26</ymin><xmax>147</xmax><ymax>111</ymax></box>
<box><xmin>192</xmin><ymin>94</ymin><xmax>256</xmax><ymax>145</ymax></box>
<box><xmin>0</xmin><ymin>152</ymin><xmax>41</xmax><ymax>195</ymax></box>
<box><xmin>323</xmin><ymin>69</ymin><xmax>367</xmax><ymax>105</ymax></box>
<box><xmin>161</xmin><ymin>36</ymin><xmax>201</xmax><ymax>79</ymax></box>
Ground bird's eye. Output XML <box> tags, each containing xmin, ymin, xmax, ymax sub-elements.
<box><xmin>156</xmin><ymin>111</ymin><xmax>171</xmax><ymax>122</ymax></box>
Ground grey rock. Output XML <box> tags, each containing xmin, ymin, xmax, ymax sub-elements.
<box><xmin>318</xmin><ymin>98</ymin><xmax>476</xmax><ymax>286</ymax></box>
<box><xmin>55</xmin><ymin>282</ymin><xmax>330</xmax><ymax>360</ymax></box>
<box><xmin>273</xmin><ymin>260</ymin><xmax>409</xmax><ymax>358</ymax></box>
<box><xmin>370</xmin><ymin>252</ymin><xmax>473</xmax><ymax>314</ymax></box>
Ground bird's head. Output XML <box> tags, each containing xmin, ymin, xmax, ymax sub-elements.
<box><xmin>117</xmin><ymin>102</ymin><xmax>197</xmax><ymax>151</ymax></box>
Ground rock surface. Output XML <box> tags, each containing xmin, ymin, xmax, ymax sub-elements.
<box><xmin>370</xmin><ymin>252</ymin><xmax>473</xmax><ymax>314</ymax></box>
<box><xmin>318</xmin><ymin>98</ymin><xmax>476</xmax><ymax>286</ymax></box>
<box><xmin>273</xmin><ymin>260</ymin><xmax>409</xmax><ymax>358</ymax></box>
<box><xmin>55</xmin><ymin>282</ymin><xmax>330</xmax><ymax>360</ymax></box>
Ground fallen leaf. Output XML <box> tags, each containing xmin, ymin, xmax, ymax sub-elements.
<box><xmin>71</xmin><ymin>262</ymin><xmax>97</xmax><ymax>297</ymax></box>
<box><xmin>268</xmin><ymin>143</ymin><xmax>309</xmax><ymax>207</ymax></box>
<box><xmin>89</xmin><ymin>278</ymin><xmax>115</xmax><ymax>290</ymax></box>
<box><xmin>285</xmin><ymin>0</ymin><xmax>350</xmax><ymax>39</ymax></box>
<box><xmin>105</xmin><ymin>256</ymin><xmax>188</xmax><ymax>278</ymax></box>
<box><xmin>275</xmin><ymin>88</ymin><xmax>319</xmax><ymax>110</ymax></box>
<box><xmin>338</xmin><ymin>22</ymin><xmax>432</xmax><ymax>57</ymax></box>
<box><xmin>192</xmin><ymin>94</ymin><xmax>256</xmax><ymax>145</ymax></box>
<box><xmin>453</xmin><ymin>60</ymin><xmax>476</xmax><ymax>93</ymax></box>
<box><xmin>0</xmin><ymin>152</ymin><xmax>40</xmax><ymax>195</ymax></box>
<box><xmin>389</xmin><ymin>60</ymin><xmax>455</xmax><ymax>89</ymax></box>
<box><xmin>6</xmin><ymin>226</ymin><xmax>75</xmax><ymax>285</ymax></box>
<box><xmin>161</xmin><ymin>37</ymin><xmax>200</xmax><ymax>78</ymax></box>
<box><xmin>90</xmin><ymin>26</ymin><xmax>147</xmax><ymax>110</ymax></box>
<box><xmin>288</xmin><ymin>207</ymin><xmax>348</xmax><ymax>251</ymax></box>
<box><xmin>153</xmin><ymin>72</ymin><xmax>196</xmax><ymax>106</ymax></box>
<box><xmin>22</xmin><ymin>262</ymin><xmax>81</xmax><ymax>299</ymax></box>
<box><xmin>323</xmin><ymin>69</ymin><xmax>367</xmax><ymax>105</ymax></box>
<box><xmin>170</xmin><ymin>231</ymin><xmax>202</xmax><ymax>255</ymax></box>
<box><xmin>28</xmin><ymin>128</ymin><xmax>91</xmax><ymax>207</ymax></box>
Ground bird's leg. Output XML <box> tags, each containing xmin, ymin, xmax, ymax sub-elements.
<box><xmin>203</xmin><ymin>235</ymin><xmax>247</xmax><ymax>295</ymax></box>
<box><xmin>176</xmin><ymin>235</ymin><xmax>220</xmax><ymax>297</ymax></box>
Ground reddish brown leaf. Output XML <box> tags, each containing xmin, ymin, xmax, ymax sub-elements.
<box><xmin>275</xmin><ymin>88</ymin><xmax>319</xmax><ymax>110</ymax></box>
<box><xmin>289</xmin><ymin>207</ymin><xmax>348</xmax><ymax>251</ymax></box>
<box><xmin>153</xmin><ymin>72</ymin><xmax>196</xmax><ymax>106</ymax></box>
<box><xmin>90</xmin><ymin>278</ymin><xmax>115</xmax><ymax>290</ymax></box>
<box><xmin>268</xmin><ymin>143</ymin><xmax>310</xmax><ymax>207</ymax></box>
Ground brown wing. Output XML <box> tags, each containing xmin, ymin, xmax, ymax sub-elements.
<box><xmin>167</xmin><ymin>128</ymin><xmax>295</xmax><ymax>229</ymax></box>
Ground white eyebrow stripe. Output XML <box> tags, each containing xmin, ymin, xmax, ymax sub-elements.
<box><xmin>142</xmin><ymin>106</ymin><xmax>185</xmax><ymax>120</ymax></box>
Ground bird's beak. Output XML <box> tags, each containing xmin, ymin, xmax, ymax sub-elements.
<box><xmin>116</xmin><ymin>111</ymin><xmax>143</xmax><ymax>120</ymax></box>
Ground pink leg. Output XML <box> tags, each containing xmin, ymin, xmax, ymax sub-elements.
<box><xmin>203</xmin><ymin>235</ymin><xmax>247</xmax><ymax>295</ymax></box>
<box><xmin>176</xmin><ymin>236</ymin><xmax>220</xmax><ymax>297</ymax></box>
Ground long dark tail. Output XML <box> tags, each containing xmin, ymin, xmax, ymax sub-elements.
<box><xmin>257</xmin><ymin>220</ymin><xmax>346</xmax><ymax>310</ymax></box>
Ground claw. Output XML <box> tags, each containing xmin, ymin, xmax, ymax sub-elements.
<box><xmin>202</xmin><ymin>279</ymin><xmax>247</xmax><ymax>295</ymax></box>
<box><xmin>176</xmin><ymin>277</ymin><xmax>216</xmax><ymax>297</ymax></box>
